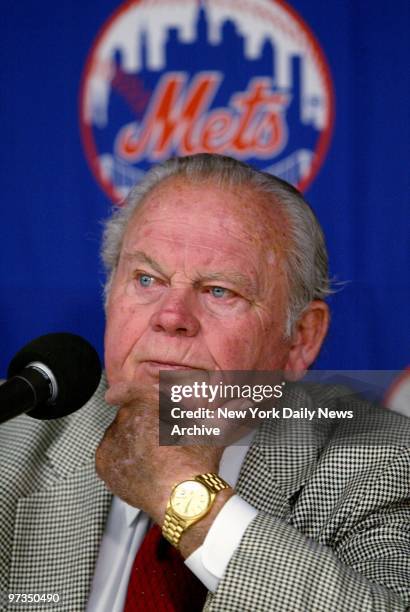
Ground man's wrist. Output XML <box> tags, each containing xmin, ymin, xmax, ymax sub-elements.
<box><xmin>178</xmin><ymin>487</ymin><xmax>235</xmax><ymax>558</ymax></box>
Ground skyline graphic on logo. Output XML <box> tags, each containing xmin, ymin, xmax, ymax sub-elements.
<box><xmin>80</xmin><ymin>0</ymin><xmax>334</xmax><ymax>203</ymax></box>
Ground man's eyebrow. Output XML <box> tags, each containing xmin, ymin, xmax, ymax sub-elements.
<box><xmin>196</xmin><ymin>271</ymin><xmax>257</xmax><ymax>293</ymax></box>
<box><xmin>123</xmin><ymin>250</ymin><xmax>165</xmax><ymax>276</ymax></box>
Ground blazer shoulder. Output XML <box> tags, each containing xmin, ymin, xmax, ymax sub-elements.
<box><xmin>0</xmin><ymin>374</ymin><xmax>114</xmax><ymax>493</ymax></box>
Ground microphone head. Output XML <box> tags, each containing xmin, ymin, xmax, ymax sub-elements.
<box><xmin>7</xmin><ymin>333</ymin><xmax>102</xmax><ymax>420</ymax></box>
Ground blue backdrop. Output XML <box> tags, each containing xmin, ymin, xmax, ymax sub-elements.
<box><xmin>1</xmin><ymin>0</ymin><xmax>409</xmax><ymax>376</ymax></box>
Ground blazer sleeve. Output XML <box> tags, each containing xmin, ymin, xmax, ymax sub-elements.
<box><xmin>206</xmin><ymin>448</ymin><xmax>410</xmax><ymax>611</ymax></box>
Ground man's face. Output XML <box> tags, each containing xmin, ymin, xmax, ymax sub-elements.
<box><xmin>104</xmin><ymin>177</ymin><xmax>293</xmax><ymax>385</ymax></box>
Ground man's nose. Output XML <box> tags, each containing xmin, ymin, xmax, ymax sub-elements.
<box><xmin>149</xmin><ymin>289</ymin><xmax>200</xmax><ymax>337</ymax></box>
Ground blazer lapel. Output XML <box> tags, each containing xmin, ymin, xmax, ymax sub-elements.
<box><xmin>8</xmin><ymin>375</ymin><xmax>117</xmax><ymax>611</ymax></box>
<box><xmin>236</xmin><ymin>383</ymin><xmax>323</xmax><ymax>520</ymax></box>
<box><xmin>205</xmin><ymin>384</ymin><xmax>323</xmax><ymax>612</ymax></box>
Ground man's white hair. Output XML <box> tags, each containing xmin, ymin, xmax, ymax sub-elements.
<box><xmin>101</xmin><ymin>153</ymin><xmax>331</xmax><ymax>336</ymax></box>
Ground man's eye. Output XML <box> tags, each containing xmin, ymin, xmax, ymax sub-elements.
<box><xmin>209</xmin><ymin>286</ymin><xmax>230</xmax><ymax>299</ymax></box>
<box><xmin>137</xmin><ymin>274</ymin><xmax>155</xmax><ymax>288</ymax></box>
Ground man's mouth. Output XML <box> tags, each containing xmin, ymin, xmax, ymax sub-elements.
<box><xmin>143</xmin><ymin>360</ymin><xmax>199</xmax><ymax>371</ymax></box>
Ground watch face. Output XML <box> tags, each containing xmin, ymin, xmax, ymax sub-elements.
<box><xmin>171</xmin><ymin>480</ymin><xmax>211</xmax><ymax>519</ymax></box>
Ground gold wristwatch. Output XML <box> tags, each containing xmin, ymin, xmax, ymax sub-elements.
<box><xmin>162</xmin><ymin>473</ymin><xmax>231</xmax><ymax>548</ymax></box>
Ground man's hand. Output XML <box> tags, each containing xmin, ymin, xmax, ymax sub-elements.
<box><xmin>95</xmin><ymin>382</ymin><xmax>233</xmax><ymax>556</ymax></box>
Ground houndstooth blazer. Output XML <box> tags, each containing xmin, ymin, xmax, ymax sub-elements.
<box><xmin>0</xmin><ymin>376</ymin><xmax>409</xmax><ymax>611</ymax></box>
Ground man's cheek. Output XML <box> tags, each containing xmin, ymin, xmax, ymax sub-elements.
<box><xmin>104</xmin><ymin>340</ymin><xmax>123</xmax><ymax>385</ymax></box>
<box><xmin>215</xmin><ymin>335</ymin><xmax>257</xmax><ymax>369</ymax></box>
<box><xmin>104</xmin><ymin>323</ymin><xmax>134</xmax><ymax>382</ymax></box>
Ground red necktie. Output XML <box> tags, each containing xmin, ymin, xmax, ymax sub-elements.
<box><xmin>124</xmin><ymin>524</ymin><xmax>208</xmax><ymax>612</ymax></box>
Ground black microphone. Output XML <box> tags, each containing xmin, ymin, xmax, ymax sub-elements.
<box><xmin>0</xmin><ymin>333</ymin><xmax>101</xmax><ymax>424</ymax></box>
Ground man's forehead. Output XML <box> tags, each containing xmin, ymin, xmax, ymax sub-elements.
<box><xmin>130</xmin><ymin>176</ymin><xmax>288</xmax><ymax>241</ymax></box>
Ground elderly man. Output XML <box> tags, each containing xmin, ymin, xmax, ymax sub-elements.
<box><xmin>1</xmin><ymin>154</ymin><xmax>409</xmax><ymax>611</ymax></box>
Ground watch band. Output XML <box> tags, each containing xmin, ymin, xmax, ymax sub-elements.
<box><xmin>162</xmin><ymin>512</ymin><xmax>186</xmax><ymax>547</ymax></box>
<box><xmin>195</xmin><ymin>472</ymin><xmax>230</xmax><ymax>493</ymax></box>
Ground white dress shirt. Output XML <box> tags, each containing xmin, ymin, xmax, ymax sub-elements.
<box><xmin>87</xmin><ymin>433</ymin><xmax>257</xmax><ymax>611</ymax></box>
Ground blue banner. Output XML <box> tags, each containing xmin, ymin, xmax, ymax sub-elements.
<box><xmin>1</xmin><ymin>0</ymin><xmax>409</xmax><ymax>375</ymax></box>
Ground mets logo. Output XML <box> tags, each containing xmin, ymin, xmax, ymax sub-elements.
<box><xmin>79</xmin><ymin>0</ymin><xmax>335</xmax><ymax>203</ymax></box>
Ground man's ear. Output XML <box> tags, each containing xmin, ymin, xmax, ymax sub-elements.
<box><xmin>284</xmin><ymin>300</ymin><xmax>329</xmax><ymax>379</ymax></box>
